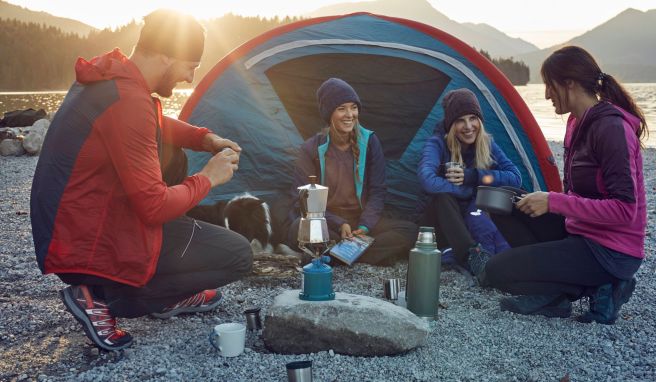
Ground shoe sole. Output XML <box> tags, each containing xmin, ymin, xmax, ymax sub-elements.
<box><xmin>60</xmin><ymin>288</ymin><xmax>133</xmax><ymax>351</ymax></box>
<box><xmin>150</xmin><ymin>293</ymin><xmax>223</xmax><ymax>319</ymax></box>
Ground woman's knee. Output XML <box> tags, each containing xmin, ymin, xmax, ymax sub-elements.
<box><xmin>484</xmin><ymin>251</ymin><xmax>514</xmax><ymax>287</ymax></box>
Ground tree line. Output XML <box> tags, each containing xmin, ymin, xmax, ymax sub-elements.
<box><xmin>0</xmin><ymin>15</ymin><xmax>530</xmax><ymax>91</ymax></box>
<box><xmin>479</xmin><ymin>50</ymin><xmax>530</xmax><ymax>86</ymax></box>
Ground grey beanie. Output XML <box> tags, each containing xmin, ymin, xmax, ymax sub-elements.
<box><xmin>441</xmin><ymin>88</ymin><xmax>483</xmax><ymax>133</ymax></box>
<box><xmin>316</xmin><ymin>78</ymin><xmax>362</xmax><ymax>123</ymax></box>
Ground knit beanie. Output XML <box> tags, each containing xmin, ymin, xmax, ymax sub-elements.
<box><xmin>136</xmin><ymin>9</ymin><xmax>205</xmax><ymax>62</ymax></box>
<box><xmin>441</xmin><ymin>88</ymin><xmax>483</xmax><ymax>133</ymax></box>
<box><xmin>316</xmin><ymin>78</ymin><xmax>362</xmax><ymax>123</ymax></box>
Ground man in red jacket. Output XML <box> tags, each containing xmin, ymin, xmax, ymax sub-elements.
<box><xmin>30</xmin><ymin>9</ymin><xmax>253</xmax><ymax>351</ymax></box>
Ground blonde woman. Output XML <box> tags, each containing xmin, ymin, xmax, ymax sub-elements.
<box><xmin>417</xmin><ymin>88</ymin><xmax>521</xmax><ymax>274</ymax></box>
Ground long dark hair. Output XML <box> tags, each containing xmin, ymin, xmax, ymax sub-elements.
<box><xmin>541</xmin><ymin>46</ymin><xmax>648</xmax><ymax>145</ymax></box>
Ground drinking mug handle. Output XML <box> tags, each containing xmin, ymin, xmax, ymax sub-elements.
<box><xmin>208</xmin><ymin>331</ymin><xmax>222</xmax><ymax>352</ymax></box>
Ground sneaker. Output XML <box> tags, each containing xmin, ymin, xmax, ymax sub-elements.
<box><xmin>467</xmin><ymin>243</ymin><xmax>492</xmax><ymax>277</ymax></box>
<box><xmin>60</xmin><ymin>285</ymin><xmax>133</xmax><ymax>351</ymax></box>
<box><xmin>500</xmin><ymin>294</ymin><xmax>572</xmax><ymax>318</ymax></box>
<box><xmin>151</xmin><ymin>289</ymin><xmax>222</xmax><ymax>319</ymax></box>
<box><xmin>578</xmin><ymin>278</ymin><xmax>636</xmax><ymax>325</ymax></box>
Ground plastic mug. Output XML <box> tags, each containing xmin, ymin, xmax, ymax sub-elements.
<box><xmin>209</xmin><ymin>323</ymin><xmax>246</xmax><ymax>357</ymax></box>
<box><xmin>444</xmin><ymin>162</ymin><xmax>463</xmax><ymax>170</ymax></box>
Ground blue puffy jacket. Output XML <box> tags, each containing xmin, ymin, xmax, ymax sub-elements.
<box><xmin>417</xmin><ymin>132</ymin><xmax>521</xmax><ymax>201</ymax></box>
<box><xmin>417</xmin><ymin>130</ymin><xmax>521</xmax><ymax>255</ymax></box>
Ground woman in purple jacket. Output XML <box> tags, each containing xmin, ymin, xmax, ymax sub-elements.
<box><xmin>483</xmin><ymin>46</ymin><xmax>648</xmax><ymax>324</ymax></box>
<box><xmin>287</xmin><ymin>78</ymin><xmax>417</xmax><ymax>265</ymax></box>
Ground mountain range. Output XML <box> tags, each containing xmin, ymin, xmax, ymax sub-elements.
<box><xmin>516</xmin><ymin>8</ymin><xmax>656</xmax><ymax>83</ymax></box>
<box><xmin>1</xmin><ymin>0</ymin><xmax>655</xmax><ymax>82</ymax></box>
<box><xmin>307</xmin><ymin>0</ymin><xmax>540</xmax><ymax>58</ymax></box>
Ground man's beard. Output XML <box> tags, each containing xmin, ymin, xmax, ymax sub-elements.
<box><xmin>154</xmin><ymin>66</ymin><xmax>178</xmax><ymax>98</ymax></box>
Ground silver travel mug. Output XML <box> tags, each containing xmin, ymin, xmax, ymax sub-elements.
<box><xmin>383</xmin><ymin>279</ymin><xmax>400</xmax><ymax>300</ymax></box>
<box><xmin>286</xmin><ymin>360</ymin><xmax>312</xmax><ymax>382</ymax></box>
<box><xmin>243</xmin><ymin>307</ymin><xmax>262</xmax><ymax>331</ymax></box>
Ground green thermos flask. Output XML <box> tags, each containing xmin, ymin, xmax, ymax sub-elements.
<box><xmin>406</xmin><ymin>226</ymin><xmax>441</xmax><ymax>321</ymax></box>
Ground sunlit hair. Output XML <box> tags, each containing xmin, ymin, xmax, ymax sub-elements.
<box><xmin>445</xmin><ymin>117</ymin><xmax>493</xmax><ymax>169</ymax></box>
<box><xmin>329</xmin><ymin>113</ymin><xmax>360</xmax><ymax>175</ymax></box>
<box><xmin>541</xmin><ymin>45</ymin><xmax>648</xmax><ymax>146</ymax></box>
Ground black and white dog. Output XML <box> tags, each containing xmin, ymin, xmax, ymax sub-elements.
<box><xmin>187</xmin><ymin>193</ymin><xmax>295</xmax><ymax>255</ymax></box>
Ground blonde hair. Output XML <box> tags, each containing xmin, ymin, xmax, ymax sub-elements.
<box><xmin>445</xmin><ymin>118</ymin><xmax>493</xmax><ymax>169</ymax></box>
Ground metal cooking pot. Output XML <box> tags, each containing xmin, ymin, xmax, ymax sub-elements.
<box><xmin>475</xmin><ymin>186</ymin><xmax>521</xmax><ymax>215</ymax></box>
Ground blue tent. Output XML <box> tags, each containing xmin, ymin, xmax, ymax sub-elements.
<box><xmin>180</xmin><ymin>13</ymin><xmax>561</xmax><ymax>217</ymax></box>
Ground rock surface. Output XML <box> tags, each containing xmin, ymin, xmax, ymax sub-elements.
<box><xmin>0</xmin><ymin>138</ymin><xmax>25</xmax><ymax>156</ymax></box>
<box><xmin>263</xmin><ymin>290</ymin><xmax>429</xmax><ymax>356</ymax></box>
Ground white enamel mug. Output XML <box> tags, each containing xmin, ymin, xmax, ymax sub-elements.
<box><xmin>208</xmin><ymin>323</ymin><xmax>246</xmax><ymax>357</ymax></box>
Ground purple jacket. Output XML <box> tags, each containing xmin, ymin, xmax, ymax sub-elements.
<box><xmin>549</xmin><ymin>102</ymin><xmax>646</xmax><ymax>259</ymax></box>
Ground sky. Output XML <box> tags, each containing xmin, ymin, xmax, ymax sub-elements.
<box><xmin>6</xmin><ymin>0</ymin><xmax>656</xmax><ymax>48</ymax></box>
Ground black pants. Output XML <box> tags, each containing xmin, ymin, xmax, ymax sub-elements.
<box><xmin>485</xmin><ymin>210</ymin><xmax>617</xmax><ymax>299</ymax></box>
<box><xmin>58</xmin><ymin>146</ymin><xmax>253</xmax><ymax>318</ymax></box>
<box><xmin>288</xmin><ymin>216</ymin><xmax>417</xmax><ymax>266</ymax></box>
<box><xmin>419</xmin><ymin>193</ymin><xmax>474</xmax><ymax>266</ymax></box>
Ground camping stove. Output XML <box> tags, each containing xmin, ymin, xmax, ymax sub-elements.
<box><xmin>297</xmin><ymin>176</ymin><xmax>335</xmax><ymax>301</ymax></box>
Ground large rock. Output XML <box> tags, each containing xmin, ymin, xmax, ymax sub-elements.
<box><xmin>0</xmin><ymin>139</ymin><xmax>25</xmax><ymax>156</ymax></box>
<box><xmin>22</xmin><ymin>120</ymin><xmax>48</xmax><ymax>155</ymax></box>
<box><xmin>263</xmin><ymin>290</ymin><xmax>430</xmax><ymax>356</ymax></box>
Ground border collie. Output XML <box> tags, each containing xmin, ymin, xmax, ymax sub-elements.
<box><xmin>186</xmin><ymin>192</ymin><xmax>272</xmax><ymax>250</ymax></box>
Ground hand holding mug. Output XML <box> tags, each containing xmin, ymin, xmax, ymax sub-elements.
<box><xmin>198</xmin><ymin>148</ymin><xmax>240</xmax><ymax>188</ymax></box>
<box><xmin>444</xmin><ymin>162</ymin><xmax>464</xmax><ymax>186</ymax></box>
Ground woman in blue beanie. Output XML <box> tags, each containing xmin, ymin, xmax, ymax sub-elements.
<box><xmin>417</xmin><ymin>88</ymin><xmax>521</xmax><ymax>275</ymax></box>
<box><xmin>287</xmin><ymin>78</ymin><xmax>417</xmax><ymax>265</ymax></box>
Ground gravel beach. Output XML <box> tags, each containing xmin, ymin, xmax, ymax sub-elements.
<box><xmin>1</xmin><ymin>141</ymin><xmax>655</xmax><ymax>382</ymax></box>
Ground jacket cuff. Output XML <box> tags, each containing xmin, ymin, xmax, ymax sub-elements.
<box><xmin>463</xmin><ymin>168</ymin><xmax>479</xmax><ymax>186</ymax></box>
<box><xmin>547</xmin><ymin>192</ymin><xmax>566</xmax><ymax>214</ymax></box>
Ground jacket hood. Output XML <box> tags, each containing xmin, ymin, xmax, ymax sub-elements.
<box><xmin>75</xmin><ymin>48</ymin><xmax>148</xmax><ymax>90</ymax></box>
<box><xmin>585</xmin><ymin>101</ymin><xmax>641</xmax><ymax>133</ymax></box>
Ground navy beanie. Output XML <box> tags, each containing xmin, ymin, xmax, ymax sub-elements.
<box><xmin>441</xmin><ymin>88</ymin><xmax>483</xmax><ymax>133</ymax></box>
<box><xmin>316</xmin><ymin>78</ymin><xmax>362</xmax><ymax>123</ymax></box>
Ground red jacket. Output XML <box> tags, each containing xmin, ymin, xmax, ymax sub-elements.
<box><xmin>31</xmin><ymin>49</ymin><xmax>211</xmax><ymax>287</ymax></box>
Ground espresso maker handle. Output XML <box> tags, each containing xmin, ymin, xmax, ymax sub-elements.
<box><xmin>299</xmin><ymin>189</ymin><xmax>309</xmax><ymax>218</ymax></box>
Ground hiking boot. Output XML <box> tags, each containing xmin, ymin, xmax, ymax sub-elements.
<box><xmin>500</xmin><ymin>294</ymin><xmax>572</xmax><ymax>318</ymax></box>
<box><xmin>578</xmin><ymin>278</ymin><xmax>637</xmax><ymax>325</ymax></box>
<box><xmin>467</xmin><ymin>243</ymin><xmax>492</xmax><ymax>277</ymax></box>
<box><xmin>151</xmin><ymin>289</ymin><xmax>222</xmax><ymax>319</ymax></box>
<box><xmin>60</xmin><ymin>285</ymin><xmax>133</xmax><ymax>351</ymax></box>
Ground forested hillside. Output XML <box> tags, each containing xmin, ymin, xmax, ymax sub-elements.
<box><xmin>0</xmin><ymin>14</ymin><xmax>530</xmax><ymax>90</ymax></box>
<box><xmin>0</xmin><ymin>15</ymin><xmax>299</xmax><ymax>91</ymax></box>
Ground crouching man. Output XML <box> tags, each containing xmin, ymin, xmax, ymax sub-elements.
<box><xmin>30</xmin><ymin>9</ymin><xmax>252</xmax><ymax>351</ymax></box>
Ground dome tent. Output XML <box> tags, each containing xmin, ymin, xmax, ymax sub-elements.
<box><xmin>180</xmin><ymin>13</ymin><xmax>561</xmax><ymax>219</ymax></box>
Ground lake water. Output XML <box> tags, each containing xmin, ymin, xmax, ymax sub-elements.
<box><xmin>1</xmin><ymin>84</ymin><xmax>655</xmax><ymax>146</ymax></box>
